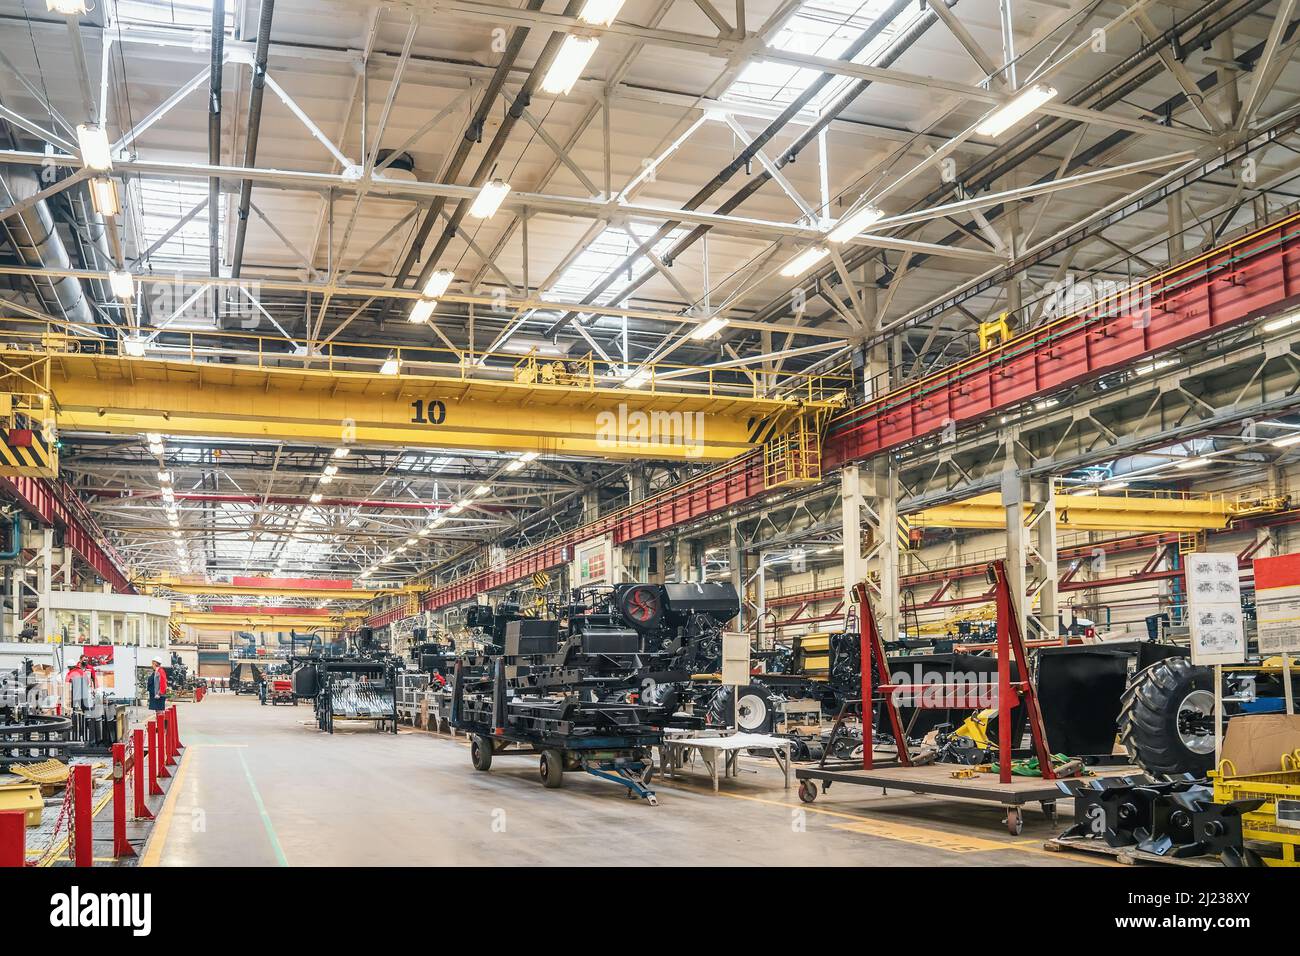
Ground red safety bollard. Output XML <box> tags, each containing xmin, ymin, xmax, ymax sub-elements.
<box><xmin>146</xmin><ymin>721</ymin><xmax>164</xmax><ymax>794</ymax></box>
<box><xmin>133</xmin><ymin>729</ymin><xmax>153</xmax><ymax>818</ymax></box>
<box><xmin>162</xmin><ymin>710</ymin><xmax>177</xmax><ymax>767</ymax></box>
<box><xmin>171</xmin><ymin>704</ymin><xmax>185</xmax><ymax>750</ymax></box>
<box><xmin>111</xmin><ymin>743</ymin><xmax>135</xmax><ymax>858</ymax></box>
<box><xmin>0</xmin><ymin>810</ymin><xmax>24</xmax><ymax>867</ymax></box>
<box><xmin>71</xmin><ymin>763</ymin><xmax>92</xmax><ymax>867</ymax></box>
<box><xmin>155</xmin><ymin>715</ymin><xmax>172</xmax><ymax>778</ymax></box>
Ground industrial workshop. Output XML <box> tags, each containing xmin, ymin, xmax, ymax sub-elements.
<box><xmin>0</xmin><ymin>0</ymin><xmax>1298</xmax><ymax>897</ymax></box>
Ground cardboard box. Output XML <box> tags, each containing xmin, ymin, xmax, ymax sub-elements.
<box><xmin>1221</xmin><ymin>714</ymin><xmax>1300</xmax><ymax>777</ymax></box>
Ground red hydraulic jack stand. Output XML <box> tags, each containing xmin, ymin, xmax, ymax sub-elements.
<box><xmin>858</xmin><ymin>559</ymin><xmax>1056</xmax><ymax>784</ymax></box>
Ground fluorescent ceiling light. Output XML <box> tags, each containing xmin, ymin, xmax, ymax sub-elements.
<box><xmin>1099</xmin><ymin>480</ymin><xmax>1129</xmax><ymax>492</ymax></box>
<box><xmin>448</xmin><ymin>502</ymin><xmax>465</xmax><ymax>514</ymax></box>
<box><xmin>1262</xmin><ymin>310</ymin><xmax>1300</xmax><ymax>332</ymax></box>
<box><xmin>1272</xmin><ymin>433</ymin><xmax>1300</xmax><ymax>448</ymax></box>
<box><xmin>157</xmin><ymin>471</ymin><xmax>171</xmax><ymax>483</ymax></box>
<box><xmin>108</xmin><ymin>270</ymin><xmax>135</xmax><ymax>299</ymax></box>
<box><xmin>578</xmin><ymin>0</ymin><xmax>624</xmax><ymax>26</ymax></box>
<box><xmin>975</xmin><ymin>83</ymin><xmax>1058</xmax><ymax>138</ymax></box>
<box><xmin>506</xmin><ymin>459</ymin><xmax>525</xmax><ymax>472</ymax></box>
<box><xmin>89</xmin><ymin>177</ymin><xmax>119</xmax><ymax>217</ymax></box>
<box><xmin>520</xmin><ymin>451</ymin><xmax>540</xmax><ymax>462</ymax></box>
<box><xmin>323</xmin><ymin>464</ymin><xmax>338</xmax><ymax>477</ymax></box>
<box><xmin>309</xmin><ymin>492</ymin><xmax>323</xmax><ymax>503</ymax></box>
<box><xmin>379</xmin><ymin>358</ymin><xmax>399</xmax><ymax>376</ymax></box>
<box><xmin>123</xmin><ymin>337</ymin><xmax>146</xmax><ymax>357</ymax></box>
<box><xmin>690</xmin><ymin>315</ymin><xmax>729</xmax><ymax>340</ymax></box>
<box><xmin>421</xmin><ymin>269</ymin><xmax>456</xmax><ymax>299</ymax></box>
<box><xmin>148</xmin><ymin>442</ymin><xmax>164</xmax><ymax>456</ymax></box>
<box><xmin>409</xmin><ymin>298</ymin><xmax>436</xmax><ymax>324</ymax></box>
<box><xmin>1175</xmin><ymin>456</ymin><xmax>1212</xmax><ymax>470</ymax></box>
<box><xmin>333</xmin><ymin>447</ymin><xmax>350</xmax><ymax>458</ymax></box>
<box><xmin>827</xmin><ymin>204</ymin><xmax>884</xmax><ymax>243</ymax></box>
<box><xmin>473</xmin><ymin>485</ymin><xmax>490</xmax><ymax>496</ymax></box>
<box><xmin>469</xmin><ymin>179</ymin><xmax>512</xmax><ymax>219</ymax></box>
<box><xmin>417</xmin><ymin>527</ymin><xmax>430</xmax><ymax>537</ymax></box>
<box><xmin>406</xmin><ymin>538</ymin><xmax>417</xmax><ymax>546</ymax></box>
<box><xmin>542</xmin><ymin>35</ymin><xmax>598</xmax><ymax>95</ymax></box>
<box><xmin>47</xmin><ymin>0</ymin><xmax>88</xmax><ymax>14</ymax></box>
<box><xmin>76</xmin><ymin>124</ymin><xmax>112</xmax><ymax>170</ymax></box>
<box><xmin>779</xmin><ymin>245</ymin><xmax>829</xmax><ymax>278</ymax></box>
<box><xmin>318</xmin><ymin>473</ymin><xmax>334</xmax><ymax>485</ymax></box>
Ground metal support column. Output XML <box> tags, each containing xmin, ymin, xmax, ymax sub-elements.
<box><xmin>842</xmin><ymin>460</ymin><xmax>900</xmax><ymax>641</ymax></box>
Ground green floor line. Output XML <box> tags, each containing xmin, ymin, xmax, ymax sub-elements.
<box><xmin>237</xmin><ymin>748</ymin><xmax>289</xmax><ymax>867</ymax></box>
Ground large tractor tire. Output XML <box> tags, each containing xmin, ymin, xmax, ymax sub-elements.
<box><xmin>1119</xmin><ymin>657</ymin><xmax>1216</xmax><ymax>778</ymax></box>
<box><xmin>707</xmin><ymin>681</ymin><xmax>777</xmax><ymax>734</ymax></box>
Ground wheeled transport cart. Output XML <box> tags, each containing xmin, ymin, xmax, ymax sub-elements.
<box><xmin>450</xmin><ymin>654</ymin><xmax>666</xmax><ymax>804</ymax></box>
<box><xmin>466</xmin><ymin>727</ymin><xmax>661</xmax><ymax>804</ymax></box>
<box><xmin>797</xmin><ymin>561</ymin><xmax>1076</xmax><ymax>835</ymax></box>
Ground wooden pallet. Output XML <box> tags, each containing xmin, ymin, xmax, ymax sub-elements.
<box><xmin>1044</xmin><ymin>836</ymin><xmax>1223</xmax><ymax>867</ymax></box>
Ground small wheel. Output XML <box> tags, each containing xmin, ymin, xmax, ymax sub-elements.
<box><xmin>798</xmin><ymin>780</ymin><xmax>818</xmax><ymax>803</ymax></box>
<box><xmin>1005</xmin><ymin>807</ymin><xmax>1024</xmax><ymax>836</ymax></box>
<box><xmin>1041</xmin><ymin>800</ymin><xmax>1058</xmax><ymax>824</ymax></box>
<box><xmin>471</xmin><ymin>735</ymin><xmax>493</xmax><ymax>771</ymax></box>
<box><xmin>540</xmin><ymin>748</ymin><xmax>564</xmax><ymax>788</ymax></box>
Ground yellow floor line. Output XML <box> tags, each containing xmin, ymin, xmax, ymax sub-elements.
<box><xmin>656</xmin><ymin>777</ymin><xmax>1119</xmax><ymax>864</ymax></box>
<box><xmin>138</xmin><ymin>747</ymin><xmax>194</xmax><ymax>867</ymax></box>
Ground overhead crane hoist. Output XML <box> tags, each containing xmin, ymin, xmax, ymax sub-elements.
<box><xmin>0</xmin><ymin>348</ymin><xmax>843</xmax><ymax>465</ymax></box>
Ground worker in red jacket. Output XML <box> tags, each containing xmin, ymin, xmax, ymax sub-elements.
<box><xmin>147</xmin><ymin>657</ymin><xmax>168</xmax><ymax>713</ymax></box>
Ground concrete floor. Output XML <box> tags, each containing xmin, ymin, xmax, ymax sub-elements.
<box><xmin>145</xmin><ymin>694</ymin><xmax>1107</xmax><ymax>867</ymax></box>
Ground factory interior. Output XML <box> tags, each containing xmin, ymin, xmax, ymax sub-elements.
<box><xmin>0</xmin><ymin>0</ymin><xmax>1298</xmax><ymax>905</ymax></box>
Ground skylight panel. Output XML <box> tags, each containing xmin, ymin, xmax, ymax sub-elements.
<box><xmin>723</xmin><ymin>0</ymin><xmax>925</xmax><ymax>111</ymax></box>
<box><xmin>114</xmin><ymin>0</ymin><xmax>237</xmax><ymax>29</ymax></box>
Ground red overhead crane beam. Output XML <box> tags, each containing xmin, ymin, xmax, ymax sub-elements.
<box><xmin>390</xmin><ymin>212</ymin><xmax>1300</xmax><ymax>618</ymax></box>
<box><xmin>0</xmin><ymin>476</ymin><xmax>133</xmax><ymax>593</ymax></box>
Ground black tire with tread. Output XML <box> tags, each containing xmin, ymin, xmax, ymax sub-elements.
<box><xmin>540</xmin><ymin>748</ymin><xmax>564</xmax><ymax>788</ymax></box>
<box><xmin>1118</xmin><ymin>656</ymin><xmax>1215</xmax><ymax>778</ymax></box>
<box><xmin>471</xmin><ymin>734</ymin><xmax>493</xmax><ymax>771</ymax></box>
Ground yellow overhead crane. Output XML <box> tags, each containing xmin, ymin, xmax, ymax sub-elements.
<box><xmin>1</xmin><ymin>340</ymin><xmax>844</xmax><ymax>463</ymax></box>
<box><xmin>171</xmin><ymin>609</ymin><xmax>367</xmax><ymax>631</ymax></box>
<box><xmin>910</xmin><ymin>489</ymin><xmax>1285</xmax><ymax>532</ymax></box>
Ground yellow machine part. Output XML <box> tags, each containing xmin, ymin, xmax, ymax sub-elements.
<box><xmin>1211</xmin><ymin>753</ymin><xmax>1300</xmax><ymax>867</ymax></box>
<box><xmin>793</xmin><ymin>632</ymin><xmax>832</xmax><ymax>676</ymax></box>
<box><xmin>0</xmin><ymin>782</ymin><xmax>43</xmax><ymax>826</ymax></box>
<box><xmin>951</xmin><ymin>708</ymin><xmax>998</xmax><ymax>749</ymax></box>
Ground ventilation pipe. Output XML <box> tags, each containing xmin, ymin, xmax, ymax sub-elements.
<box><xmin>0</xmin><ymin>165</ymin><xmax>96</xmax><ymax>328</ymax></box>
<box><xmin>0</xmin><ymin>513</ymin><xmax>21</xmax><ymax>561</ymax></box>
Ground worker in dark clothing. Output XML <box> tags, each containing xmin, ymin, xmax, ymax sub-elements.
<box><xmin>147</xmin><ymin>657</ymin><xmax>168</xmax><ymax>713</ymax></box>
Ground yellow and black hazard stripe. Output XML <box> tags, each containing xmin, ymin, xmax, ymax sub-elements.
<box><xmin>532</xmin><ymin>570</ymin><xmax>551</xmax><ymax>590</ymax></box>
<box><xmin>0</xmin><ymin>427</ymin><xmax>57</xmax><ymax>477</ymax></box>
<box><xmin>897</xmin><ymin>516</ymin><xmax>913</xmax><ymax>552</ymax></box>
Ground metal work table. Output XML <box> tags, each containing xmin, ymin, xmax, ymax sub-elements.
<box><xmin>661</xmin><ymin>733</ymin><xmax>793</xmax><ymax>792</ymax></box>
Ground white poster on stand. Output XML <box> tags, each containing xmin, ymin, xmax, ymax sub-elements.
<box><xmin>1185</xmin><ymin>552</ymin><xmax>1247</xmax><ymax>665</ymax></box>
